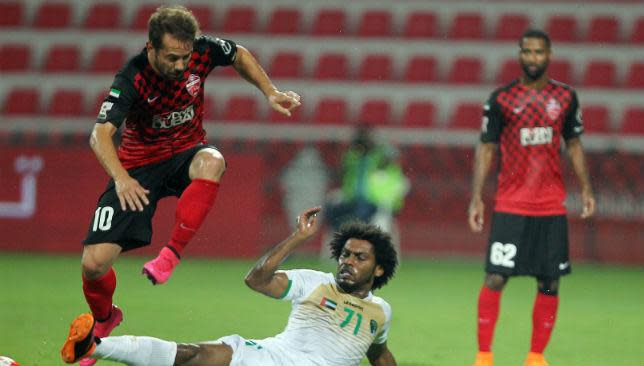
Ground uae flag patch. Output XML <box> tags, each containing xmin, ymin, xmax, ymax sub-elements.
<box><xmin>320</xmin><ymin>297</ymin><xmax>337</xmax><ymax>310</ymax></box>
<box><xmin>109</xmin><ymin>88</ymin><xmax>121</xmax><ymax>98</ymax></box>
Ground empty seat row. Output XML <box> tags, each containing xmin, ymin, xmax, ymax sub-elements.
<box><xmin>3</xmin><ymin>2</ymin><xmax>644</xmax><ymax>43</ymax></box>
<box><xmin>2</xmin><ymin>87</ymin><xmax>643</xmax><ymax>134</ymax></box>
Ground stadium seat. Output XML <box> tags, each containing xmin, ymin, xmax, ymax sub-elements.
<box><xmin>222</xmin><ymin>6</ymin><xmax>257</xmax><ymax>33</ymax></box>
<box><xmin>631</xmin><ymin>17</ymin><xmax>644</xmax><ymax>43</ymax></box>
<box><xmin>546</xmin><ymin>14</ymin><xmax>578</xmax><ymax>42</ymax></box>
<box><xmin>402</xmin><ymin>101</ymin><xmax>436</xmax><ymax>127</ymax></box>
<box><xmin>0</xmin><ymin>44</ymin><xmax>31</xmax><ymax>71</ymax></box>
<box><xmin>449</xmin><ymin>102</ymin><xmax>483</xmax><ymax>130</ymax></box>
<box><xmin>311</xmin><ymin>8</ymin><xmax>347</xmax><ymax>36</ymax></box>
<box><xmin>494</xmin><ymin>14</ymin><xmax>530</xmax><ymax>41</ymax></box>
<box><xmin>447</xmin><ymin>13</ymin><xmax>484</xmax><ymax>40</ymax></box>
<box><xmin>131</xmin><ymin>4</ymin><xmax>159</xmax><ymax>30</ymax></box>
<box><xmin>587</xmin><ymin>16</ymin><xmax>619</xmax><ymax>43</ymax></box>
<box><xmin>188</xmin><ymin>5</ymin><xmax>214</xmax><ymax>31</ymax></box>
<box><xmin>620</xmin><ymin>107</ymin><xmax>644</xmax><ymax>135</ymax></box>
<box><xmin>357</xmin><ymin>10</ymin><xmax>392</xmax><ymax>37</ymax></box>
<box><xmin>2</xmin><ymin>88</ymin><xmax>41</xmax><ymax>115</ymax></box>
<box><xmin>43</xmin><ymin>45</ymin><xmax>81</xmax><ymax>72</ymax></box>
<box><xmin>447</xmin><ymin>57</ymin><xmax>483</xmax><ymax>84</ymax></box>
<box><xmin>314</xmin><ymin>53</ymin><xmax>350</xmax><ymax>80</ymax></box>
<box><xmin>403</xmin><ymin>55</ymin><xmax>438</xmax><ymax>83</ymax></box>
<box><xmin>0</xmin><ymin>2</ymin><xmax>24</xmax><ymax>27</ymax></box>
<box><xmin>358</xmin><ymin>54</ymin><xmax>393</xmax><ymax>81</ymax></box>
<box><xmin>33</xmin><ymin>2</ymin><xmax>72</xmax><ymax>28</ymax></box>
<box><xmin>582</xmin><ymin>60</ymin><xmax>616</xmax><ymax>88</ymax></box>
<box><xmin>268</xmin><ymin>51</ymin><xmax>303</xmax><ymax>78</ymax></box>
<box><xmin>548</xmin><ymin>59</ymin><xmax>573</xmax><ymax>85</ymax></box>
<box><xmin>203</xmin><ymin>94</ymin><xmax>216</xmax><ymax>119</ymax></box>
<box><xmin>223</xmin><ymin>95</ymin><xmax>259</xmax><ymax>121</ymax></box>
<box><xmin>47</xmin><ymin>89</ymin><xmax>85</xmax><ymax>117</ymax></box>
<box><xmin>83</xmin><ymin>3</ymin><xmax>122</xmax><ymax>29</ymax></box>
<box><xmin>88</xmin><ymin>45</ymin><xmax>126</xmax><ymax>73</ymax></box>
<box><xmin>581</xmin><ymin>105</ymin><xmax>611</xmax><ymax>134</ymax></box>
<box><xmin>495</xmin><ymin>59</ymin><xmax>521</xmax><ymax>84</ymax></box>
<box><xmin>403</xmin><ymin>11</ymin><xmax>438</xmax><ymax>39</ymax></box>
<box><xmin>266</xmin><ymin>7</ymin><xmax>301</xmax><ymax>35</ymax></box>
<box><xmin>358</xmin><ymin>99</ymin><xmax>391</xmax><ymax>125</ymax></box>
<box><xmin>89</xmin><ymin>93</ymin><xmax>108</xmax><ymax>116</ymax></box>
<box><xmin>312</xmin><ymin>98</ymin><xmax>348</xmax><ymax>124</ymax></box>
<box><xmin>625</xmin><ymin>62</ymin><xmax>644</xmax><ymax>88</ymax></box>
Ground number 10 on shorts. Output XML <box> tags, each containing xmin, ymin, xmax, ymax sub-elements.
<box><xmin>490</xmin><ymin>242</ymin><xmax>517</xmax><ymax>268</ymax></box>
<box><xmin>92</xmin><ymin>207</ymin><xmax>114</xmax><ymax>231</ymax></box>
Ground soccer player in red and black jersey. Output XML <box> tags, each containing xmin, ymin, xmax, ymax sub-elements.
<box><xmin>468</xmin><ymin>29</ymin><xmax>596</xmax><ymax>366</ymax></box>
<box><xmin>79</xmin><ymin>6</ymin><xmax>300</xmax><ymax>362</ymax></box>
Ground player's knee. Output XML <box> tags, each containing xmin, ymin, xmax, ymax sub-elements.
<box><xmin>81</xmin><ymin>259</ymin><xmax>110</xmax><ymax>280</ymax></box>
<box><xmin>192</xmin><ymin>150</ymin><xmax>226</xmax><ymax>180</ymax></box>
<box><xmin>537</xmin><ymin>277</ymin><xmax>559</xmax><ymax>295</ymax></box>
<box><xmin>484</xmin><ymin>273</ymin><xmax>508</xmax><ymax>291</ymax></box>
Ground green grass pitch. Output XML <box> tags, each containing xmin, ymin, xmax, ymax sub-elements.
<box><xmin>1</xmin><ymin>253</ymin><xmax>642</xmax><ymax>365</ymax></box>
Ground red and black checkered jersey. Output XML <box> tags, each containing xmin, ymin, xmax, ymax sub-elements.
<box><xmin>96</xmin><ymin>36</ymin><xmax>237</xmax><ymax>169</ymax></box>
<box><xmin>480</xmin><ymin>79</ymin><xmax>584</xmax><ymax>216</ymax></box>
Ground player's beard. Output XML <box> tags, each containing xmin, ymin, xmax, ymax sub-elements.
<box><xmin>521</xmin><ymin>61</ymin><xmax>548</xmax><ymax>81</ymax></box>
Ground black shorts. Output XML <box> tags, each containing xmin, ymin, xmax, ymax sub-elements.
<box><xmin>83</xmin><ymin>144</ymin><xmax>218</xmax><ymax>251</ymax></box>
<box><xmin>484</xmin><ymin>212</ymin><xmax>571</xmax><ymax>278</ymax></box>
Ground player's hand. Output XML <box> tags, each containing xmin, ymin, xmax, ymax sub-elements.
<box><xmin>114</xmin><ymin>174</ymin><xmax>150</xmax><ymax>212</ymax></box>
<box><xmin>468</xmin><ymin>198</ymin><xmax>485</xmax><ymax>233</ymax></box>
<box><xmin>294</xmin><ymin>206</ymin><xmax>322</xmax><ymax>240</ymax></box>
<box><xmin>580</xmin><ymin>189</ymin><xmax>596</xmax><ymax>219</ymax></box>
<box><xmin>267</xmin><ymin>90</ymin><xmax>301</xmax><ymax>117</ymax></box>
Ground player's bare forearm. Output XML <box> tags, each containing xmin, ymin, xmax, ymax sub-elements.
<box><xmin>232</xmin><ymin>45</ymin><xmax>277</xmax><ymax>97</ymax></box>
<box><xmin>470</xmin><ymin>143</ymin><xmax>497</xmax><ymax>201</ymax></box>
<box><xmin>367</xmin><ymin>343</ymin><xmax>397</xmax><ymax>366</ymax></box>
<box><xmin>245</xmin><ymin>207</ymin><xmax>321</xmax><ymax>298</ymax></box>
<box><xmin>566</xmin><ymin>138</ymin><xmax>593</xmax><ymax>193</ymax></box>
<box><xmin>90</xmin><ymin>122</ymin><xmax>128</xmax><ymax>180</ymax></box>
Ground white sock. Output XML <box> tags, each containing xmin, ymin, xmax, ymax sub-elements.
<box><xmin>93</xmin><ymin>335</ymin><xmax>177</xmax><ymax>366</ymax></box>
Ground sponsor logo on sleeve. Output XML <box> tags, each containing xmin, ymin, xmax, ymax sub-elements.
<box><xmin>109</xmin><ymin>88</ymin><xmax>121</xmax><ymax>98</ymax></box>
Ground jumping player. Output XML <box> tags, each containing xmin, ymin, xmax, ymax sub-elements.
<box><xmin>468</xmin><ymin>29</ymin><xmax>596</xmax><ymax>366</ymax></box>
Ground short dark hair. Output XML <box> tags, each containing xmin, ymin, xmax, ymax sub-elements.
<box><xmin>148</xmin><ymin>5</ymin><xmax>200</xmax><ymax>50</ymax></box>
<box><xmin>519</xmin><ymin>28</ymin><xmax>551</xmax><ymax>49</ymax></box>
<box><xmin>329</xmin><ymin>221</ymin><xmax>398</xmax><ymax>290</ymax></box>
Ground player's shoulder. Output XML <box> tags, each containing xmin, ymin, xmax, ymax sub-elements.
<box><xmin>369</xmin><ymin>295</ymin><xmax>392</xmax><ymax>318</ymax></box>
<box><xmin>194</xmin><ymin>35</ymin><xmax>234</xmax><ymax>53</ymax></box>
<box><xmin>282</xmin><ymin>269</ymin><xmax>334</xmax><ymax>283</ymax></box>
<box><xmin>487</xmin><ymin>79</ymin><xmax>520</xmax><ymax>102</ymax></box>
<box><xmin>548</xmin><ymin>79</ymin><xmax>577</xmax><ymax>94</ymax></box>
<box><xmin>114</xmin><ymin>51</ymin><xmax>147</xmax><ymax>83</ymax></box>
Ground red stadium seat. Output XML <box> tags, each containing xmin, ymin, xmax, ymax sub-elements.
<box><xmin>494</xmin><ymin>14</ymin><xmax>530</xmax><ymax>41</ymax></box>
<box><xmin>402</xmin><ymin>101</ymin><xmax>436</xmax><ymax>127</ymax></box>
<box><xmin>222</xmin><ymin>6</ymin><xmax>257</xmax><ymax>33</ymax></box>
<box><xmin>33</xmin><ymin>2</ymin><xmax>72</xmax><ymax>29</ymax></box>
<box><xmin>47</xmin><ymin>89</ymin><xmax>84</xmax><ymax>117</ymax></box>
<box><xmin>582</xmin><ymin>60</ymin><xmax>616</xmax><ymax>88</ymax></box>
<box><xmin>268</xmin><ymin>52</ymin><xmax>303</xmax><ymax>78</ymax></box>
<box><xmin>83</xmin><ymin>3</ymin><xmax>122</xmax><ymax>29</ymax></box>
<box><xmin>404</xmin><ymin>55</ymin><xmax>438</xmax><ymax>83</ymax></box>
<box><xmin>311</xmin><ymin>8</ymin><xmax>346</xmax><ymax>36</ymax></box>
<box><xmin>447</xmin><ymin>57</ymin><xmax>483</xmax><ymax>84</ymax></box>
<box><xmin>88</xmin><ymin>45</ymin><xmax>126</xmax><ymax>73</ymax></box>
<box><xmin>2</xmin><ymin>88</ymin><xmax>41</xmax><ymax>115</ymax></box>
<box><xmin>358</xmin><ymin>99</ymin><xmax>391</xmax><ymax>126</ymax></box>
<box><xmin>548</xmin><ymin>59</ymin><xmax>573</xmax><ymax>85</ymax></box>
<box><xmin>546</xmin><ymin>15</ymin><xmax>578</xmax><ymax>42</ymax></box>
<box><xmin>403</xmin><ymin>12</ymin><xmax>438</xmax><ymax>39</ymax></box>
<box><xmin>89</xmin><ymin>93</ymin><xmax>108</xmax><ymax>116</ymax></box>
<box><xmin>449</xmin><ymin>102</ymin><xmax>483</xmax><ymax>130</ymax></box>
<box><xmin>581</xmin><ymin>105</ymin><xmax>611</xmax><ymax>134</ymax></box>
<box><xmin>266</xmin><ymin>7</ymin><xmax>301</xmax><ymax>35</ymax></box>
<box><xmin>496</xmin><ymin>59</ymin><xmax>521</xmax><ymax>84</ymax></box>
<box><xmin>203</xmin><ymin>94</ymin><xmax>216</xmax><ymax>119</ymax></box>
<box><xmin>0</xmin><ymin>2</ymin><xmax>24</xmax><ymax>27</ymax></box>
<box><xmin>0</xmin><ymin>44</ymin><xmax>31</xmax><ymax>71</ymax></box>
<box><xmin>631</xmin><ymin>17</ymin><xmax>644</xmax><ymax>43</ymax></box>
<box><xmin>43</xmin><ymin>45</ymin><xmax>81</xmax><ymax>72</ymax></box>
<box><xmin>358</xmin><ymin>54</ymin><xmax>393</xmax><ymax>81</ymax></box>
<box><xmin>625</xmin><ymin>62</ymin><xmax>644</xmax><ymax>88</ymax></box>
<box><xmin>448</xmin><ymin>13</ymin><xmax>484</xmax><ymax>40</ymax></box>
<box><xmin>223</xmin><ymin>95</ymin><xmax>259</xmax><ymax>121</ymax></box>
<box><xmin>357</xmin><ymin>10</ymin><xmax>392</xmax><ymax>37</ymax></box>
<box><xmin>312</xmin><ymin>98</ymin><xmax>348</xmax><ymax>124</ymax></box>
<box><xmin>187</xmin><ymin>5</ymin><xmax>214</xmax><ymax>31</ymax></box>
<box><xmin>314</xmin><ymin>53</ymin><xmax>349</xmax><ymax>80</ymax></box>
<box><xmin>620</xmin><ymin>107</ymin><xmax>644</xmax><ymax>135</ymax></box>
<box><xmin>130</xmin><ymin>4</ymin><xmax>159</xmax><ymax>30</ymax></box>
<box><xmin>587</xmin><ymin>16</ymin><xmax>619</xmax><ymax>43</ymax></box>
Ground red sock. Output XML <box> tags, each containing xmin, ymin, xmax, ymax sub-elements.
<box><xmin>531</xmin><ymin>292</ymin><xmax>559</xmax><ymax>353</ymax></box>
<box><xmin>82</xmin><ymin>267</ymin><xmax>116</xmax><ymax>321</ymax></box>
<box><xmin>477</xmin><ymin>286</ymin><xmax>501</xmax><ymax>352</ymax></box>
<box><xmin>168</xmin><ymin>178</ymin><xmax>219</xmax><ymax>257</ymax></box>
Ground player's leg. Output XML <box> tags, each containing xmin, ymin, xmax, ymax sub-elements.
<box><xmin>174</xmin><ymin>343</ymin><xmax>233</xmax><ymax>366</ymax></box>
<box><xmin>524</xmin><ymin>277</ymin><xmax>558</xmax><ymax>366</ymax></box>
<box><xmin>474</xmin><ymin>273</ymin><xmax>507</xmax><ymax>366</ymax></box>
<box><xmin>81</xmin><ymin>243</ymin><xmax>122</xmax><ymax>322</ymax></box>
<box><xmin>143</xmin><ymin>147</ymin><xmax>225</xmax><ymax>284</ymax></box>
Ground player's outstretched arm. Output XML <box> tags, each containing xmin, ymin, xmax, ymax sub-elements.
<box><xmin>565</xmin><ymin>137</ymin><xmax>596</xmax><ymax>218</ymax></box>
<box><xmin>90</xmin><ymin>122</ymin><xmax>149</xmax><ymax>211</ymax></box>
<box><xmin>367</xmin><ymin>342</ymin><xmax>397</xmax><ymax>366</ymax></box>
<box><xmin>468</xmin><ymin>142</ymin><xmax>497</xmax><ymax>232</ymax></box>
<box><xmin>232</xmin><ymin>45</ymin><xmax>301</xmax><ymax>116</ymax></box>
<box><xmin>244</xmin><ymin>206</ymin><xmax>321</xmax><ymax>298</ymax></box>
